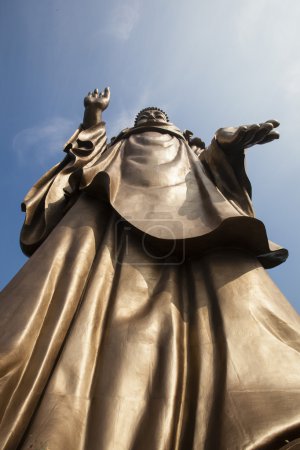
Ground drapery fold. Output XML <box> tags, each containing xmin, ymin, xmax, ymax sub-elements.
<box><xmin>1</xmin><ymin>122</ymin><xmax>299</xmax><ymax>449</ymax></box>
<box><xmin>1</xmin><ymin>194</ymin><xmax>300</xmax><ymax>449</ymax></box>
<box><xmin>20</xmin><ymin>123</ymin><xmax>107</xmax><ymax>256</ymax></box>
<box><xmin>20</xmin><ymin>123</ymin><xmax>287</xmax><ymax>266</ymax></box>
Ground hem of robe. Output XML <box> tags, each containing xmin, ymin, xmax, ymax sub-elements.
<box><xmin>1</xmin><ymin>196</ymin><xmax>299</xmax><ymax>450</ymax></box>
<box><xmin>112</xmin><ymin>210</ymin><xmax>288</xmax><ymax>269</ymax></box>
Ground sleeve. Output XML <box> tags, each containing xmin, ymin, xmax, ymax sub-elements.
<box><xmin>197</xmin><ymin>138</ymin><xmax>254</xmax><ymax>217</ymax></box>
<box><xmin>20</xmin><ymin>122</ymin><xmax>107</xmax><ymax>256</ymax></box>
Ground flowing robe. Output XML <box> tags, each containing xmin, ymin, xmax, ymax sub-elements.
<box><xmin>0</xmin><ymin>121</ymin><xmax>300</xmax><ymax>450</ymax></box>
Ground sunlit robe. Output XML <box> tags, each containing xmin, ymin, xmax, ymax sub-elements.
<box><xmin>0</xmin><ymin>121</ymin><xmax>300</xmax><ymax>450</ymax></box>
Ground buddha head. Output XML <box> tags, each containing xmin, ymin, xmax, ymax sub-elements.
<box><xmin>134</xmin><ymin>107</ymin><xmax>169</xmax><ymax>126</ymax></box>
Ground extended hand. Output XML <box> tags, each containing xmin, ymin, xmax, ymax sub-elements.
<box><xmin>82</xmin><ymin>87</ymin><xmax>110</xmax><ymax>129</ymax></box>
<box><xmin>215</xmin><ymin>120</ymin><xmax>280</xmax><ymax>153</ymax></box>
<box><xmin>84</xmin><ymin>87</ymin><xmax>110</xmax><ymax>111</ymax></box>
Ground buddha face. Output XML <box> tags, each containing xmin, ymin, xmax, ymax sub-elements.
<box><xmin>135</xmin><ymin>108</ymin><xmax>169</xmax><ymax>126</ymax></box>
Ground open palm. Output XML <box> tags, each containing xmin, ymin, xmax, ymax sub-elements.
<box><xmin>215</xmin><ymin>120</ymin><xmax>280</xmax><ymax>152</ymax></box>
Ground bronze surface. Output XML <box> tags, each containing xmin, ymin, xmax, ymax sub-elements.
<box><xmin>0</xmin><ymin>90</ymin><xmax>299</xmax><ymax>449</ymax></box>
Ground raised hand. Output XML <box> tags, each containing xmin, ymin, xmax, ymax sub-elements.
<box><xmin>215</xmin><ymin>120</ymin><xmax>280</xmax><ymax>153</ymax></box>
<box><xmin>84</xmin><ymin>87</ymin><xmax>110</xmax><ymax>111</ymax></box>
<box><xmin>82</xmin><ymin>87</ymin><xmax>110</xmax><ymax>129</ymax></box>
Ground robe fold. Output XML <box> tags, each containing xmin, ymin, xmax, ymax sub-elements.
<box><xmin>0</xmin><ymin>121</ymin><xmax>299</xmax><ymax>450</ymax></box>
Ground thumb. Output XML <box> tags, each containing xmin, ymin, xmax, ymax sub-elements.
<box><xmin>104</xmin><ymin>87</ymin><xmax>110</xmax><ymax>99</ymax></box>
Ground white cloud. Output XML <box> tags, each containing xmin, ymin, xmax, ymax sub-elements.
<box><xmin>12</xmin><ymin>117</ymin><xmax>76</xmax><ymax>167</ymax></box>
<box><xmin>234</xmin><ymin>0</ymin><xmax>300</xmax><ymax>56</ymax></box>
<box><xmin>234</xmin><ymin>1</ymin><xmax>268</xmax><ymax>46</ymax></box>
<box><xmin>107</xmin><ymin>0</ymin><xmax>141</xmax><ymax>40</ymax></box>
<box><xmin>282</xmin><ymin>63</ymin><xmax>300</xmax><ymax>98</ymax></box>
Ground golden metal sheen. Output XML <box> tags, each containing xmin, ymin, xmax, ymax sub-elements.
<box><xmin>0</xmin><ymin>87</ymin><xmax>300</xmax><ymax>450</ymax></box>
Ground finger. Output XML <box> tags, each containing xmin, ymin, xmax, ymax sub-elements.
<box><xmin>248</xmin><ymin>123</ymin><xmax>273</xmax><ymax>145</ymax></box>
<box><xmin>88</xmin><ymin>91</ymin><xmax>92</xmax><ymax>96</ymax></box>
<box><xmin>257</xmin><ymin>130</ymin><xmax>280</xmax><ymax>145</ymax></box>
<box><xmin>92</xmin><ymin>88</ymin><xmax>98</xmax><ymax>97</ymax></box>
<box><xmin>103</xmin><ymin>87</ymin><xmax>110</xmax><ymax>99</ymax></box>
<box><xmin>235</xmin><ymin>124</ymin><xmax>260</xmax><ymax>147</ymax></box>
<box><xmin>265</xmin><ymin>119</ymin><xmax>280</xmax><ymax>128</ymax></box>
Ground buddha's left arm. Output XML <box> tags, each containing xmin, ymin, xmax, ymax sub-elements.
<box><xmin>197</xmin><ymin>120</ymin><xmax>280</xmax><ymax>217</ymax></box>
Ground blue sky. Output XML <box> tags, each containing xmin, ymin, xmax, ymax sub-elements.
<box><xmin>1</xmin><ymin>0</ymin><xmax>299</xmax><ymax>311</ymax></box>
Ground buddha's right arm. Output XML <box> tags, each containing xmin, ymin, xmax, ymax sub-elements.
<box><xmin>20</xmin><ymin>120</ymin><xmax>108</xmax><ymax>256</ymax></box>
<box><xmin>20</xmin><ymin>87</ymin><xmax>111</xmax><ymax>256</ymax></box>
